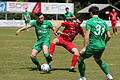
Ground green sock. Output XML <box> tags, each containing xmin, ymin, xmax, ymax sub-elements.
<box><xmin>31</xmin><ymin>57</ymin><xmax>41</xmax><ymax>68</ymax></box>
<box><xmin>96</xmin><ymin>60</ymin><xmax>109</xmax><ymax>75</ymax></box>
<box><xmin>44</xmin><ymin>53</ymin><xmax>51</xmax><ymax>66</ymax></box>
<box><xmin>78</xmin><ymin>60</ymin><xmax>85</xmax><ymax>77</ymax></box>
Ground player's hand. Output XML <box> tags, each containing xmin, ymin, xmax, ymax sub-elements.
<box><xmin>16</xmin><ymin>30</ymin><xmax>20</xmax><ymax>35</ymax></box>
<box><xmin>69</xmin><ymin>17</ymin><xmax>72</xmax><ymax>19</ymax></box>
<box><xmin>80</xmin><ymin>47</ymin><xmax>86</xmax><ymax>54</ymax></box>
<box><xmin>63</xmin><ymin>33</ymin><xmax>69</xmax><ymax>36</ymax></box>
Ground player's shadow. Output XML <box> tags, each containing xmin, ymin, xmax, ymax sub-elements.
<box><xmin>51</xmin><ymin>67</ymin><xmax>69</xmax><ymax>71</ymax></box>
<box><xmin>14</xmin><ymin>67</ymin><xmax>70</xmax><ymax>71</ymax></box>
<box><xmin>14</xmin><ymin>67</ymin><xmax>40</xmax><ymax>71</ymax></box>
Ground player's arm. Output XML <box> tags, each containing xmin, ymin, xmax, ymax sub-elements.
<box><xmin>24</xmin><ymin>15</ymin><xmax>27</xmax><ymax>21</ymax></box>
<box><xmin>55</xmin><ymin>23</ymin><xmax>68</xmax><ymax>36</ymax></box>
<box><xmin>80</xmin><ymin>29</ymin><xmax>90</xmax><ymax>54</ymax></box>
<box><xmin>79</xmin><ymin>27</ymin><xmax>85</xmax><ymax>38</ymax></box>
<box><xmin>69</xmin><ymin>13</ymin><xmax>76</xmax><ymax>19</ymax></box>
<box><xmin>117</xmin><ymin>17</ymin><xmax>120</xmax><ymax>22</ymax></box>
<box><xmin>105</xmin><ymin>31</ymin><xmax>111</xmax><ymax>44</ymax></box>
<box><xmin>105</xmin><ymin>21</ymin><xmax>111</xmax><ymax>44</ymax></box>
<box><xmin>29</xmin><ymin>15</ymin><xmax>31</xmax><ymax>20</ymax></box>
<box><xmin>16</xmin><ymin>25</ymin><xmax>32</xmax><ymax>35</ymax></box>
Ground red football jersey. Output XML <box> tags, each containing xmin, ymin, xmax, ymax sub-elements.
<box><xmin>60</xmin><ymin>22</ymin><xmax>84</xmax><ymax>42</ymax></box>
<box><xmin>109</xmin><ymin>12</ymin><xmax>118</xmax><ymax>21</ymax></box>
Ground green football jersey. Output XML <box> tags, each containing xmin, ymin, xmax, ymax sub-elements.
<box><xmin>64</xmin><ymin>12</ymin><xmax>74</xmax><ymax>22</ymax></box>
<box><xmin>24</xmin><ymin>11</ymin><xmax>30</xmax><ymax>20</ymax></box>
<box><xmin>30</xmin><ymin>20</ymin><xmax>54</xmax><ymax>40</ymax></box>
<box><xmin>86</xmin><ymin>17</ymin><xmax>110</xmax><ymax>49</ymax></box>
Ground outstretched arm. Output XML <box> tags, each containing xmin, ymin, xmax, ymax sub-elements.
<box><xmin>80</xmin><ymin>29</ymin><xmax>90</xmax><ymax>54</ymax></box>
<box><xmin>16</xmin><ymin>25</ymin><xmax>32</xmax><ymax>35</ymax></box>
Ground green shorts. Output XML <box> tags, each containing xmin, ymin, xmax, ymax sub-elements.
<box><xmin>32</xmin><ymin>38</ymin><xmax>50</xmax><ymax>52</ymax></box>
<box><xmin>25</xmin><ymin>19</ymin><xmax>30</xmax><ymax>24</ymax></box>
<box><xmin>80</xmin><ymin>46</ymin><xmax>105</xmax><ymax>59</ymax></box>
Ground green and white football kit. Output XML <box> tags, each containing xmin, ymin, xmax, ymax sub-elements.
<box><xmin>24</xmin><ymin>11</ymin><xmax>30</xmax><ymax>24</ymax></box>
<box><xmin>64</xmin><ymin>12</ymin><xmax>75</xmax><ymax>22</ymax></box>
<box><xmin>30</xmin><ymin>20</ymin><xmax>54</xmax><ymax>52</ymax></box>
<box><xmin>80</xmin><ymin>17</ymin><xmax>110</xmax><ymax>59</ymax></box>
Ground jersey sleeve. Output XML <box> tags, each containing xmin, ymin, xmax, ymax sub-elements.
<box><xmin>30</xmin><ymin>21</ymin><xmax>36</xmax><ymax>27</ymax></box>
<box><xmin>86</xmin><ymin>21</ymin><xmax>91</xmax><ymax>30</ymax></box>
<box><xmin>48</xmin><ymin>22</ymin><xmax>54</xmax><ymax>29</ymax></box>
<box><xmin>70</xmin><ymin>12</ymin><xmax>74</xmax><ymax>17</ymax></box>
<box><xmin>61</xmin><ymin>22</ymin><xmax>69</xmax><ymax>27</ymax></box>
<box><xmin>109</xmin><ymin>13</ymin><xmax>112</xmax><ymax>17</ymax></box>
<box><xmin>116</xmin><ymin>12</ymin><xmax>118</xmax><ymax>17</ymax></box>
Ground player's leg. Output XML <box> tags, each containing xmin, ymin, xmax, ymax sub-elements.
<box><xmin>49</xmin><ymin>38</ymin><xmax>59</xmax><ymax>57</ymax></box>
<box><xmin>63</xmin><ymin>41</ymin><xmax>78</xmax><ymax>72</ymax></box>
<box><xmin>26</xmin><ymin>23</ymin><xmax>30</xmax><ymax>31</ymax></box>
<box><xmin>77</xmin><ymin>47</ymin><xmax>93</xmax><ymax>80</ymax></box>
<box><xmin>112</xmin><ymin>23</ymin><xmax>115</xmax><ymax>35</ymax></box>
<box><xmin>69</xmin><ymin>48</ymin><xmax>79</xmax><ymax>72</ymax></box>
<box><xmin>94</xmin><ymin>50</ymin><xmax>113</xmax><ymax>80</ymax></box>
<box><xmin>94</xmin><ymin>58</ymin><xmax>113</xmax><ymax>80</ymax></box>
<box><xmin>77</xmin><ymin>56</ymin><xmax>86</xmax><ymax>80</ymax></box>
<box><xmin>42</xmin><ymin>45</ymin><xmax>52</xmax><ymax>67</ymax></box>
<box><xmin>30</xmin><ymin>49</ymin><xmax>41</xmax><ymax>70</ymax></box>
<box><xmin>114</xmin><ymin>23</ymin><xmax>118</xmax><ymax>35</ymax></box>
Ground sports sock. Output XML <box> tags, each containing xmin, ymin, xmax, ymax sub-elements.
<box><xmin>115</xmin><ymin>27</ymin><xmax>118</xmax><ymax>32</ymax></box>
<box><xmin>96</xmin><ymin>60</ymin><xmax>109</xmax><ymax>75</ymax></box>
<box><xmin>78</xmin><ymin>60</ymin><xmax>85</xmax><ymax>77</ymax></box>
<box><xmin>49</xmin><ymin>43</ymin><xmax>55</xmax><ymax>56</ymax></box>
<box><xmin>31</xmin><ymin>57</ymin><xmax>41</xmax><ymax>68</ymax></box>
<box><xmin>44</xmin><ymin>53</ymin><xmax>51</xmax><ymax>66</ymax></box>
<box><xmin>71</xmin><ymin>54</ymin><xmax>78</xmax><ymax>68</ymax></box>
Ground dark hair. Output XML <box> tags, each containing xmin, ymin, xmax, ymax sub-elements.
<box><xmin>77</xmin><ymin>17</ymin><xmax>83</xmax><ymax>23</ymax></box>
<box><xmin>36</xmin><ymin>12</ymin><xmax>43</xmax><ymax>17</ymax></box>
<box><xmin>66</xmin><ymin>7</ymin><xmax>69</xmax><ymax>10</ymax></box>
<box><xmin>89</xmin><ymin>6</ymin><xmax>99</xmax><ymax>15</ymax></box>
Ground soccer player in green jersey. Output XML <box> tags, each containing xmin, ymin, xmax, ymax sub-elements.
<box><xmin>77</xmin><ymin>6</ymin><xmax>113</xmax><ymax>80</ymax></box>
<box><xmin>16</xmin><ymin>12</ymin><xmax>56</xmax><ymax>71</ymax></box>
<box><xmin>64</xmin><ymin>7</ymin><xmax>75</xmax><ymax>22</ymax></box>
<box><xmin>24</xmin><ymin>8</ymin><xmax>31</xmax><ymax>26</ymax></box>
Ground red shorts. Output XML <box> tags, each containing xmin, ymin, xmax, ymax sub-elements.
<box><xmin>57</xmin><ymin>36</ymin><xmax>77</xmax><ymax>53</ymax></box>
<box><xmin>112</xmin><ymin>21</ymin><xmax>117</xmax><ymax>27</ymax></box>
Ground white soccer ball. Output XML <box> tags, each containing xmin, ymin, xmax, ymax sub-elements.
<box><xmin>41</xmin><ymin>64</ymin><xmax>50</xmax><ymax>72</ymax></box>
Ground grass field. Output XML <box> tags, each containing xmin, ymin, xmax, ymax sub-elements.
<box><xmin>0</xmin><ymin>27</ymin><xmax>120</xmax><ymax>80</ymax></box>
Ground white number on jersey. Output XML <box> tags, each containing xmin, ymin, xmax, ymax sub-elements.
<box><xmin>94</xmin><ymin>24</ymin><xmax>105</xmax><ymax>35</ymax></box>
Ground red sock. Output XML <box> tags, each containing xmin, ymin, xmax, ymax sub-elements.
<box><xmin>49</xmin><ymin>43</ymin><xmax>55</xmax><ymax>56</ymax></box>
<box><xmin>115</xmin><ymin>27</ymin><xmax>118</xmax><ymax>32</ymax></box>
<box><xmin>71</xmin><ymin>54</ymin><xmax>78</xmax><ymax>68</ymax></box>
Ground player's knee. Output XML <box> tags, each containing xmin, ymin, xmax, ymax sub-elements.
<box><xmin>30</xmin><ymin>53</ymin><xmax>36</xmax><ymax>59</ymax></box>
<box><xmin>72</xmin><ymin>48</ymin><xmax>79</xmax><ymax>55</ymax></box>
<box><xmin>52</xmin><ymin>38</ymin><xmax>59</xmax><ymax>44</ymax></box>
<box><xmin>77</xmin><ymin>56</ymin><xmax>84</xmax><ymax>61</ymax></box>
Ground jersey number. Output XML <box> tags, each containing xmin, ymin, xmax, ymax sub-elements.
<box><xmin>94</xmin><ymin>24</ymin><xmax>105</xmax><ymax>35</ymax></box>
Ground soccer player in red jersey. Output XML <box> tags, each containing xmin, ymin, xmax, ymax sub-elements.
<box><xmin>109</xmin><ymin>9</ymin><xmax>120</xmax><ymax>35</ymax></box>
<box><xmin>49</xmin><ymin>18</ymin><xmax>84</xmax><ymax>72</ymax></box>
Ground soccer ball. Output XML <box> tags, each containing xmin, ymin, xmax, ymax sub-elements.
<box><xmin>41</xmin><ymin>64</ymin><xmax>50</xmax><ymax>72</ymax></box>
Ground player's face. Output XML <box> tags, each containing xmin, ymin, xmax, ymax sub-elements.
<box><xmin>38</xmin><ymin>15</ymin><xmax>44</xmax><ymax>23</ymax></box>
<box><xmin>25</xmin><ymin>8</ymin><xmax>27</xmax><ymax>12</ymax></box>
<box><xmin>112</xmin><ymin>9</ymin><xmax>115</xmax><ymax>13</ymax></box>
<box><xmin>66</xmin><ymin>9</ymin><xmax>69</xmax><ymax>13</ymax></box>
<box><xmin>75</xmin><ymin>19</ymin><xmax>81</xmax><ymax>27</ymax></box>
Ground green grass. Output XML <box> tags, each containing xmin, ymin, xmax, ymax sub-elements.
<box><xmin>0</xmin><ymin>27</ymin><xmax>120</xmax><ymax>80</ymax></box>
